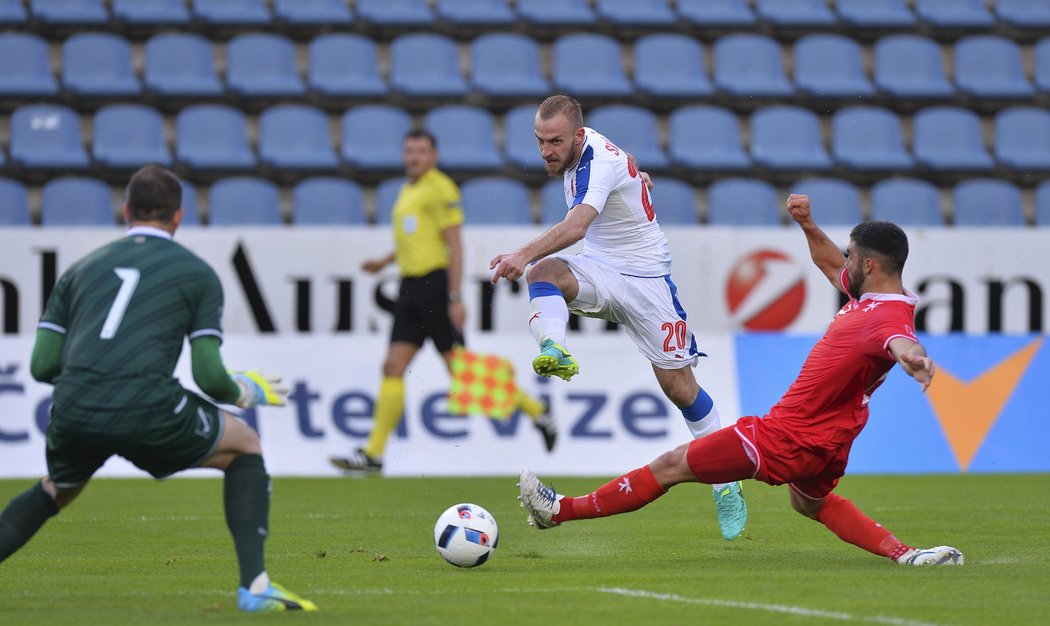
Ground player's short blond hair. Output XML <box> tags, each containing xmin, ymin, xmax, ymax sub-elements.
<box><xmin>538</xmin><ymin>95</ymin><xmax>583</xmax><ymax>131</ymax></box>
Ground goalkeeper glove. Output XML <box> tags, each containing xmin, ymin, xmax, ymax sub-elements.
<box><xmin>230</xmin><ymin>371</ymin><xmax>289</xmax><ymax>409</ymax></box>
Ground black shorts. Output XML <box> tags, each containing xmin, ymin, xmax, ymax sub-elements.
<box><xmin>390</xmin><ymin>269</ymin><xmax>464</xmax><ymax>352</ymax></box>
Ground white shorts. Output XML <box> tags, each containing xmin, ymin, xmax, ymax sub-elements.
<box><xmin>554</xmin><ymin>253</ymin><xmax>702</xmax><ymax>369</ymax></box>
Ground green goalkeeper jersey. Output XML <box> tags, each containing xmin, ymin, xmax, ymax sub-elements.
<box><xmin>39</xmin><ymin>227</ymin><xmax>225</xmax><ymax>432</ymax></box>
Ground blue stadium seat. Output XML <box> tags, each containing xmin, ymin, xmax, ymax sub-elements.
<box><xmin>273</xmin><ymin>0</ymin><xmax>352</xmax><ymax>26</ymax></box>
<box><xmin>144</xmin><ymin>33</ymin><xmax>223</xmax><ymax>97</ymax></box>
<box><xmin>996</xmin><ymin>0</ymin><xmax>1050</xmax><ymax>29</ymax></box>
<box><xmin>471</xmin><ymin>33</ymin><xmax>549</xmax><ymax>99</ymax></box>
<box><xmin>835</xmin><ymin>0</ymin><xmax>915</xmax><ymax>27</ymax></box>
<box><xmin>180</xmin><ymin>179</ymin><xmax>200</xmax><ymax>226</ymax></box>
<box><xmin>375</xmin><ymin>177</ymin><xmax>407</xmax><ymax>225</ymax></box>
<box><xmin>831</xmin><ymin>106</ymin><xmax>913</xmax><ymax>171</ymax></box>
<box><xmin>954</xmin><ymin>36</ymin><xmax>1034</xmax><ymax>99</ymax></box>
<box><xmin>10</xmin><ymin>104</ymin><xmax>89</xmax><ymax>169</ymax></box>
<box><xmin>913</xmin><ymin>106</ymin><xmax>994</xmax><ymax>171</ymax></box>
<box><xmin>41</xmin><ymin>177</ymin><xmax>113</xmax><ymax>226</ymax></box>
<box><xmin>995</xmin><ymin>107</ymin><xmax>1050</xmax><ymax>171</ymax></box>
<box><xmin>1038</xmin><ymin>38</ymin><xmax>1050</xmax><ymax>94</ymax></box>
<box><xmin>460</xmin><ymin>177</ymin><xmax>533</xmax><ymax>224</ymax></box>
<box><xmin>755</xmin><ymin>0</ymin><xmax>837</xmax><ymax>27</ymax></box>
<box><xmin>540</xmin><ymin>179</ymin><xmax>567</xmax><ymax>225</ymax></box>
<box><xmin>0</xmin><ymin>0</ymin><xmax>26</xmax><ymax>23</ymax></box>
<box><xmin>707</xmin><ymin>178</ymin><xmax>780</xmax><ymax>226</ymax></box>
<box><xmin>0</xmin><ymin>178</ymin><xmax>30</xmax><ymax>226</ymax></box>
<box><xmin>874</xmin><ymin>35</ymin><xmax>955</xmax><ymax>99</ymax></box>
<box><xmin>435</xmin><ymin>0</ymin><xmax>515</xmax><ymax>26</ymax></box>
<box><xmin>308</xmin><ymin>34</ymin><xmax>385</xmax><ymax>98</ymax></box>
<box><xmin>749</xmin><ymin>105</ymin><xmax>831</xmax><ymax>171</ymax></box>
<box><xmin>713</xmin><ymin>34</ymin><xmax>794</xmax><ymax>98</ymax></box>
<box><xmin>258</xmin><ymin>104</ymin><xmax>339</xmax><ymax>171</ymax></box>
<box><xmin>341</xmin><ymin>105</ymin><xmax>411</xmax><ymax>170</ymax></box>
<box><xmin>356</xmin><ymin>0</ymin><xmax>433</xmax><ymax>27</ymax></box>
<box><xmin>503</xmin><ymin>104</ymin><xmax>545</xmax><ymax>172</ymax></box>
<box><xmin>175</xmin><ymin>104</ymin><xmax>256</xmax><ymax>170</ymax></box>
<box><xmin>209</xmin><ymin>177</ymin><xmax>282</xmax><ymax>226</ymax></box>
<box><xmin>93</xmin><ymin>104</ymin><xmax>171</xmax><ymax>168</ymax></box>
<box><xmin>871</xmin><ymin>178</ymin><xmax>942</xmax><ymax>226</ymax></box>
<box><xmin>292</xmin><ymin>177</ymin><xmax>366</xmax><ymax>225</ymax></box>
<box><xmin>953</xmin><ymin>179</ymin><xmax>1024</xmax><ymax>227</ymax></box>
<box><xmin>914</xmin><ymin>0</ymin><xmax>994</xmax><ymax>28</ymax></box>
<box><xmin>226</xmin><ymin>33</ymin><xmax>304</xmax><ymax>98</ymax></box>
<box><xmin>676</xmin><ymin>0</ymin><xmax>755</xmax><ymax>27</ymax></box>
<box><xmin>424</xmin><ymin>105</ymin><xmax>503</xmax><ymax>172</ymax></box>
<box><xmin>112</xmin><ymin>0</ymin><xmax>190</xmax><ymax>24</ymax></box>
<box><xmin>62</xmin><ymin>33</ymin><xmax>140</xmax><ymax>97</ymax></box>
<box><xmin>552</xmin><ymin>34</ymin><xmax>632</xmax><ymax>98</ymax></box>
<box><xmin>389</xmin><ymin>33</ymin><xmax>467</xmax><ymax>98</ymax></box>
<box><xmin>633</xmin><ymin>34</ymin><xmax>714</xmax><ymax>99</ymax></box>
<box><xmin>517</xmin><ymin>0</ymin><xmax>596</xmax><ymax>27</ymax></box>
<box><xmin>1035</xmin><ymin>181</ymin><xmax>1050</xmax><ymax>226</ymax></box>
<box><xmin>587</xmin><ymin>105</ymin><xmax>669</xmax><ymax>170</ymax></box>
<box><xmin>596</xmin><ymin>0</ymin><xmax>676</xmax><ymax>27</ymax></box>
<box><xmin>650</xmin><ymin>178</ymin><xmax>698</xmax><ymax>225</ymax></box>
<box><xmin>191</xmin><ymin>0</ymin><xmax>271</xmax><ymax>25</ymax></box>
<box><xmin>794</xmin><ymin>34</ymin><xmax>874</xmax><ymax>99</ymax></box>
<box><xmin>789</xmin><ymin>178</ymin><xmax>862</xmax><ymax>226</ymax></box>
<box><xmin>0</xmin><ymin>32</ymin><xmax>58</xmax><ymax>97</ymax></box>
<box><xmin>668</xmin><ymin>105</ymin><xmax>750</xmax><ymax>171</ymax></box>
<box><xmin>30</xmin><ymin>0</ymin><xmax>107</xmax><ymax>24</ymax></box>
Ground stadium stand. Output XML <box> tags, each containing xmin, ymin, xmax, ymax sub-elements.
<box><xmin>61</xmin><ymin>32</ymin><xmax>140</xmax><ymax>97</ymax></box>
<box><xmin>587</xmin><ymin>105</ymin><xmax>669</xmax><ymax>170</ymax></box>
<box><xmin>29</xmin><ymin>0</ymin><xmax>108</xmax><ymax>25</ymax></box>
<box><xmin>434</xmin><ymin>0</ymin><xmax>515</xmax><ymax>28</ymax></box>
<box><xmin>180</xmin><ymin>179</ymin><xmax>200</xmax><ymax>226</ymax></box>
<box><xmin>831</xmin><ymin>106</ymin><xmax>914</xmax><ymax>172</ymax></box>
<box><xmin>835</xmin><ymin>0</ymin><xmax>916</xmax><ymax>28</ymax></box>
<box><xmin>595</xmin><ymin>0</ymin><xmax>677</xmax><ymax>28</ymax></box>
<box><xmin>516</xmin><ymin>0</ymin><xmax>596</xmax><ymax>27</ymax></box>
<box><xmin>755</xmin><ymin>0</ymin><xmax>838</xmax><ymax>28</ymax></box>
<box><xmin>0</xmin><ymin>0</ymin><xmax>26</xmax><ymax>23</ymax></box>
<box><xmin>0</xmin><ymin>32</ymin><xmax>58</xmax><ymax>97</ymax></box>
<box><xmin>226</xmin><ymin>33</ymin><xmax>305</xmax><ymax>98</ymax></box>
<box><xmin>995</xmin><ymin>0</ymin><xmax>1050</xmax><ymax>30</ymax></box>
<box><xmin>111</xmin><ymin>0</ymin><xmax>190</xmax><ymax>25</ymax></box>
<box><xmin>356</xmin><ymin>0</ymin><xmax>434</xmax><ymax>28</ymax></box>
<box><xmin>502</xmin><ymin>104</ymin><xmax>546</xmax><ymax>173</ymax></box>
<box><xmin>914</xmin><ymin>0</ymin><xmax>995</xmax><ymax>29</ymax></box>
<box><xmin>460</xmin><ymin>177</ymin><xmax>533</xmax><ymax>224</ymax></box>
<box><xmin>273</xmin><ymin>0</ymin><xmax>352</xmax><ymax>26</ymax></box>
<box><xmin>208</xmin><ymin>177</ymin><xmax>282</xmax><ymax>226</ymax></box>
<box><xmin>258</xmin><ymin>104</ymin><xmax>339</xmax><ymax>171</ymax></box>
<box><xmin>676</xmin><ymin>0</ymin><xmax>756</xmax><ymax>27</ymax></box>
<box><xmin>1038</xmin><ymin>38</ymin><xmax>1050</xmax><ymax>94</ymax></box>
<box><xmin>668</xmin><ymin>105</ymin><xmax>751</xmax><ymax>172</ymax></box>
<box><xmin>954</xmin><ymin>35</ymin><xmax>1034</xmax><ymax>99</ymax></box>
<box><xmin>789</xmin><ymin>178</ymin><xmax>863</xmax><ymax>225</ymax></box>
<box><xmin>707</xmin><ymin>178</ymin><xmax>781</xmax><ymax>226</ymax></box>
<box><xmin>749</xmin><ymin>105</ymin><xmax>832</xmax><ymax>172</ymax></box>
<box><xmin>713</xmin><ymin>34</ymin><xmax>794</xmax><ymax>98</ymax></box>
<box><xmin>9</xmin><ymin>103</ymin><xmax>90</xmax><ymax>169</ymax></box>
<box><xmin>953</xmin><ymin>179</ymin><xmax>1024</xmax><ymax>226</ymax></box>
<box><xmin>41</xmin><ymin>176</ymin><xmax>113</xmax><ymax>226</ymax></box>
<box><xmin>633</xmin><ymin>34</ymin><xmax>714</xmax><ymax>99</ymax></box>
<box><xmin>292</xmin><ymin>177</ymin><xmax>367</xmax><ymax>225</ymax></box>
<box><xmin>912</xmin><ymin>106</ymin><xmax>995</xmax><ymax>171</ymax></box>
<box><xmin>175</xmin><ymin>104</ymin><xmax>256</xmax><ymax>170</ymax></box>
<box><xmin>1036</xmin><ymin>181</ymin><xmax>1050</xmax><ymax>227</ymax></box>
<box><xmin>794</xmin><ymin>34</ymin><xmax>875</xmax><ymax>99</ymax></box>
<box><xmin>871</xmin><ymin>177</ymin><xmax>944</xmax><ymax>226</ymax></box>
<box><xmin>873</xmin><ymin>35</ymin><xmax>955</xmax><ymax>99</ymax></box>
<box><xmin>143</xmin><ymin>33</ymin><xmax>224</xmax><ymax>97</ymax></box>
<box><xmin>92</xmin><ymin>104</ymin><xmax>172</xmax><ymax>169</ymax></box>
<box><xmin>424</xmin><ymin>105</ymin><xmax>503</xmax><ymax>172</ymax></box>
<box><xmin>0</xmin><ymin>178</ymin><xmax>30</xmax><ymax>225</ymax></box>
<box><xmin>650</xmin><ymin>178</ymin><xmax>699</xmax><ymax>225</ymax></box>
<box><xmin>375</xmin><ymin>177</ymin><xmax>406</xmax><ymax>225</ymax></box>
<box><xmin>308</xmin><ymin>34</ymin><xmax>385</xmax><ymax>99</ymax></box>
<box><xmin>191</xmin><ymin>0</ymin><xmax>271</xmax><ymax>26</ymax></box>
<box><xmin>340</xmin><ymin>105</ymin><xmax>412</xmax><ymax>171</ymax></box>
<box><xmin>540</xmin><ymin>179</ymin><xmax>566</xmax><ymax>225</ymax></box>
<box><xmin>551</xmin><ymin>33</ymin><xmax>633</xmax><ymax>99</ymax></box>
<box><xmin>389</xmin><ymin>33</ymin><xmax>468</xmax><ymax>98</ymax></box>
<box><xmin>470</xmin><ymin>32</ymin><xmax>550</xmax><ymax>99</ymax></box>
<box><xmin>995</xmin><ymin>107</ymin><xmax>1050</xmax><ymax>171</ymax></box>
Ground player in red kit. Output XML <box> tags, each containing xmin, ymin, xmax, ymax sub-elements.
<box><xmin>517</xmin><ymin>194</ymin><xmax>963</xmax><ymax>567</ymax></box>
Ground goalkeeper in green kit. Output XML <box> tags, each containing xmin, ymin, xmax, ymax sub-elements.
<box><xmin>0</xmin><ymin>164</ymin><xmax>316</xmax><ymax>613</ymax></box>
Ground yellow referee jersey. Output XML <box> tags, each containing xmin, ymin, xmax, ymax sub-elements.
<box><xmin>392</xmin><ymin>167</ymin><xmax>464</xmax><ymax>278</ymax></box>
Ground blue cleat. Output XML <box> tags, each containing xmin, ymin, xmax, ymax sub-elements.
<box><xmin>237</xmin><ymin>582</ymin><xmax>318</xmax><ymax>612</ymax></box>
<box><xmin>532</xmin><ymin>339</ymin><xmax>579</xmax><ymax>381</ymax></box>
<box><xmin>713</xmin><ymin>482</ymin><xmax>747</xmax><ymax>541</ymax></box>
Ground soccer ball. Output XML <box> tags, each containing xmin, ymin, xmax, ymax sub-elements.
<box><xmin>434</xmin><ymin>503</ymin><xmax>499</xmax><ymax>568</ymax></box>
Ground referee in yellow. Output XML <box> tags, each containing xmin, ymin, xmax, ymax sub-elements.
<box><xmin>330</xmin><ymin>130</ymin><xmax>556</xmax><ymax>474</ymax></box>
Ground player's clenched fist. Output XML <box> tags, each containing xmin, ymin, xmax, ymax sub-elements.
<box><xmin>786</xmin><ymin>194</ymin><xmax>812</xmax><ymax>224</ymax></box>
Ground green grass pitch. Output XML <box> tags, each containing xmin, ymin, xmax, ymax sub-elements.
<box><xmin>1</xmin><ymin>473</ymin><xmax>1047</xmax><ymax>625</ymax></box>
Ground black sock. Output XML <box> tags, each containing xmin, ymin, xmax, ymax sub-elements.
<box><xmin>224</xmin><ymin>454</ymin><xmax>269</xmax><ymax>589</ymax></box>
<box><xmin>0</xmin><ymin>481</ymin><xmax>59</xmax><ymax>564</ymax></box>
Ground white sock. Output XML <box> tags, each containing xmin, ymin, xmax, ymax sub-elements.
<box><xmin>682</xmin><ymin>399</ymin><xmax>733</xmax><ymax>493</ymax></box>
<box><xmin>529</xmin><ymin>294</ymin><xmax>569</xmax><ymax>346</ymax></box>
<box><xmin>249</xmin><ymin>571</ymin><xmax>270</xmax><ymax>594</ymax></box>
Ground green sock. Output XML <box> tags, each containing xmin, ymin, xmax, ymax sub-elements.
<box><xmin>0</xmin><ymin>481</ymin><xmax>59</xmax><ymax>563</ymax></box>
<box><xmin>223</xmin><ymin>454</ymin><xmax>270</xmax><ymax>589</ymax></box>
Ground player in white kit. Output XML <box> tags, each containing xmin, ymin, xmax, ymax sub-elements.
<box><xmin>489</xmin><ymin>95</ymin><xmax>748</xmax><ymax>540</ymax></box>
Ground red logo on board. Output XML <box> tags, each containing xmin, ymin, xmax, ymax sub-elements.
<box><xmin>725</xmin><ymin>249</ymin><xmax>806</xmax><ymax>331</ymax></box>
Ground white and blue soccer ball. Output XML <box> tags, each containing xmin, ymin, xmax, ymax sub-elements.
<box><xmin>434</xmin><ymin>503</ymin><xmax>499</xmax><ymax>568</ymax></box>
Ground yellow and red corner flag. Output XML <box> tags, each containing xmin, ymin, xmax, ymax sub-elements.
<box><xmin>447</xmin><ymin>347</ymin><xmax>518</xmax><ymax>420</ymax></box>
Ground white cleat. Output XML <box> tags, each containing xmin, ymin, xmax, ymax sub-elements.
<box><xmin>896</xmin><ymin>546</ymin><xmax>964</xmax><ymax>566</ymax></box>
<box><xmin>517</xmin><ymin>468</ymin><xmax>561</xmax><ymax>529</ymax></box>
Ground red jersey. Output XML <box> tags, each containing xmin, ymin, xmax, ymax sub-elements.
<box><xmin>768</xmin><ymin>268</ymin><xmax>918</xmax><ymax>452</ymax></box>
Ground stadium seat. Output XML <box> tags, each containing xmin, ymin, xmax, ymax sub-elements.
<box><xmin>794</xmin><ymin>34</ymin><xmax>874</xmax><ymax>99</ymax></box>
<box><xmin>273</xmin><ymin>0</ymin><xmax>352</xmax><ymax>26</ymax></box>
<box><xmin>551</xmin><ymin>34</ymin><xmax>633</xmax><ymax>98</ymax></box>
<box><xmin>953</xmin><ymin>179</ymin><xmax>1024</xmax><ymax>227</ymax></box>
<box><xmin>835</xmin><ymin>0</ymin><xmax>916</xmax><ymax>28</ymax></box>
<box><xmin>226</xmin><ymin>33</ymin><xmax>304</xmax><ymax>98</ymax></box>
<box><xmin>831</xmin><ymin>106</ymin><xmax>913</xmax><ymax>171</ymax></box>
<box><xmin>667</xmin><ymin>105</ymin><xmax>750</xmax><ymax>171</ymax></box>
<box><xmin>471</xmin><ymin>33</ymin><xmax>549</xmax><ymax>99</ymax></box>
<box><xmin>356</xmin><ymin>0</ymin><xmax>433</xmax><ymax>27</ymax></box>
<box><xmin>789</xmin><ymin>178</ymin><xmax>862</xmax><ymax>226</ymax></box>
<box><xmin>503</xmin><ymin>104</ymin><xmax>545</xmax><ymax>172</ymax></box>
<box><xmin>29</xmin><ymin>0</ymin><xmax>107</xmax><ymax>25</ymax></box>
<box><xmin>424</xmin><ymin>105</ymin><xmax>503</xmax><ymax>172</ymax></box>
<box><xmin>870</xmin><ymin>177</ymin><xmax>943</xmax><ymax>226</ymax></box>
<box><xmin>706</xmin><ymin>178</ymin><xmax>780</xmax><ymax>226</ymax></box>
<box><xmin>92</xmin><ymin>104</ymin><xmax>171</xmax><ymax>168</ymax></box>
<box><xmin>755</xmin><ymin>0</ymin><xmax>837</xmax><ymax>27</ymax></box>
<box><xmin>587</xmin><ymin>105</ymin><xmax>669</xmax><ymax>170</ymax></box>
<box><xmin>914</xmin><ymin>0</ymin><xmax>994</xmax><ymax>28</ymax></box>
<box><xmin>713</xmin><ymin>34</ymin><xmax>794</xmax><ymax>98</ymax></box>
<box><xmin>749</xmin><ymin>106</ymin><xmax>831</xmax><ymax>171</ymax></box>
<box><xmin>0</xmin><ymin>32</ymin><xmax>58</xmax><ymax>97</ymax></box>
<box><xmin>1035</xmin><ymin>181</ymin><xmax>1050</xmax><ymax>226</ymax></box>
<box><xmin>41</xmin><ymin>177</ymin><xmax>113</xmax><ymax>226</ymax></box>
<box><xmin>595</xmin><ymin>0</ymin><xmax>677</xmax><ymax>28</ymax></box>
<box><xmin>516</xmin><ymin>0</ymin><xmax>596</xmax><ymax>27</ymax></box>
<box><xmin>292</xmin><ymin>177</ymin><xmax>366</xmax><ymax>225</ymax></box>
<box><xmin>143</xmin><ymin>33</ymin><xmax>223</xmax><ymax>97</ymax></box>
<box><xmin>435</xmin><ymin>0</ymin><xmax>515</xmax><ymax>26</ymax></box>
<box><xmin>389</xmin><ymin>33</ymin><xmax>468</xmax><ymax>98</ymax></box>
<box><xmin>460</xmin><ymin>177</ymin><xmax>533</xmax><ymax>224</ymax></box>
<box><xmin>0</xmin><ymin>178</ymin><xmax>30</xmax><ymax>226</ymax></box>
<box><xmin>996</xmin><ymin>0</ymin><xmax>1050</xmax><ymax>29</ymax></box>
<box><xmin>0</xmin><ymin>0</ymin><xmax>26</xmax><ymax>24</ymax></box>
<box><xmin>180</xmin><ymin>179</ymin><xmax>200</xmax><ymax>226</ymax></box>
<box><xmin>340</xmin><ymin>105</ymin><xmax>412</xmax><ymax>170</ymax></box>
<box><xmin>208</xmin><ymin>177</ymin><xmax>282</xmax><ymax>226</ymax></box>
<box><xmin>10</xmin><ymin>104</ymin><xmax>89</xmax><ymax>169</ymax></box>
<box><xmin>258</xmin><ymin>104</ymin><xmax>339</xmax><ymax>171</ymax></box>
<box><xmin>633</xmin><ymin>34</ymin><xmax>714</xmax><ymax>99</ymax></box>
<box><xmin>191</xmin><ymin>0</ymin><xmax>271</xmax><ymax>25</ymax></box>
<box><xmin>874</xmin><ymin>35</ymin><xmax>955</xmax><ymax>99</ymax></box>
<box><xmin>954</xmin><ymin>36</ymin><xmax>1034</xmax><ymax>99</ymax></box>
<box><xmin>62</xmin><ymin>33</ymin><xmax>140</xmax><ymax>97</ymax></box>
<box><xmin>308</xmin><ymin>34</ymin><xmax>385</xmax><ymax>98</ymax></box>
<box><xmin>1038</xmin><ymin>38</ymin><xmax>1050</xmax><ymax>94</ymax></box>
<box><xmin>175</xmin><ymin>104</ymin><xmax>256</xmax><ymax>170</ymax></box>
<box><xmin>676</xmin><ymin>0</ymin><xmax>755</xmax><ymax>27</ymax></box>
<box><xmin>995</xmin><ymin>107</ymin><xmax>1050</xmax><ymax>171</ymax></box>
<box><xmin>650</xmin><ymin>178</ymin><xmax>698</xmax><ymax>225</ymax></box>
<box><xmin>111</xmin><ymin>0</ymin><xmax>189</xmax><ymax>24</ymax></box>
<box><xmin>913</xmin><ymin>106</ymin><xmax>994</xmax><ymax>171</ymax></box>
<box><xmin>540</xmin><ymin>179</ymin><xmax>568</xmax><ymax>225</ymax></box>
<box><xmin>375</xmin><ymin>177</ymin><xmax>407</xmax><ymax>224</ymax></box>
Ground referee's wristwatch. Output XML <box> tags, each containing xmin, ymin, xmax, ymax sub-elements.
<box><xmin>448</xmin><ymin>291</ymin><xmax>463</xmax><ymax>303</ymax></box>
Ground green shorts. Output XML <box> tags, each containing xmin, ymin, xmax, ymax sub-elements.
<box><xmin>46</xmin><ymin>392</ymin><xmax>225</xmax><ymax>488</ymax></box>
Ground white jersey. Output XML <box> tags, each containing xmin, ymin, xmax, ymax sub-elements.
<box><xmin>561</xmin><ymin>127</ymin><xmax>672</xmax><ymax>277</ymax></box>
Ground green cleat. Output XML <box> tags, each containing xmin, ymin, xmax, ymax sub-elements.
<box><xmin>237</xmin><ymin>582</ymin><xmax>318</xmax><ymax>612</ymax></box>
<box><xmin>532</xmin><ymin>339</ymin><xmax>579</xmax><ymax>381</ymax></box>
<box><xmin>713</xmin><ymin>482</ymin><xmax>748</xmax><ymax>541</ymax></box>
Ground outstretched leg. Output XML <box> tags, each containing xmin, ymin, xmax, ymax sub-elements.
<box><xmin>525</xmin><ymin>259</ymin><xmax>579</xmax><ymax>381</ymax></box>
